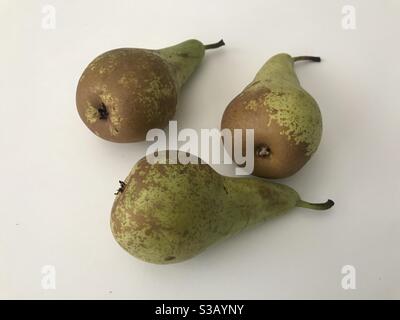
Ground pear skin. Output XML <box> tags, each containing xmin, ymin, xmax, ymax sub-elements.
<box><xmin>76</xmin><ymin>39</ymin><xmax>224</xmax><ymax>142</ymax></box>
<box><xmin>221</xmin><ymin>53</ymin><xmax>323</xmax><ymax>179</ymax></box>
<box><xmin>110</xmin><ymin>151</ymin><xmax>334</xmax><ymax>264</ymax></box>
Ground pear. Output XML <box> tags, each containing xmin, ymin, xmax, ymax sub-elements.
<box><xmin>221</xmin><ymin>53</ymin><xmax>323</xmax><ymax>179</ymax></box>
<box><xmin>76</xmin><ymin>39</ymin><xmax>224</xmax><ymax>142</ymax></box>
<box><xmin>110</xmin><ymin>151</ymin><xmax>334</xmax><ymax>264</ymax></box>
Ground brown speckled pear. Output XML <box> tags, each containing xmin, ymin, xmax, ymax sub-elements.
<box><xmin>110</xmin><ymin>151</ymin><xmax>334</xmax><ymax>264</ymax></box>
<box><xmin>76</xmin><ymin>39</ymin><xmax>224</xmax><ymax>142</ymax></box>
<box><xmin>221</xmin><ymin>53</ymin><xmax>323</xmax><ymax>179</ymax></box>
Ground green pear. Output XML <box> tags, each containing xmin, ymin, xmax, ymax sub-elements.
<box><xmin>110</xmin><ymin>151</ymin><xmax>334</xmax><ymax>264</ymax></box>
<box><xmin>76</xmin><ymin>39</ymin><xmax>224</xmax><ymax>142</ymax></box>
<box><xmin>221</xmin><ymin>53</ymin><xmax>323</xmax><ymax>179</ymax></box>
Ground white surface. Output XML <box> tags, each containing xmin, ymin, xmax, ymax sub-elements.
<box><xmin>1</xmin><ymin>0</ymin><xmax>400</xmax><ymax>299</ymax></box>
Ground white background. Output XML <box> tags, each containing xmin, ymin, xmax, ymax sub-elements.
<box><xmin>1</xmin><ymin>0</ymin><xmax>399</xmax><ymax>299</ymax></box>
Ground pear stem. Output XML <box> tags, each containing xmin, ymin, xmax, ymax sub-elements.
<box><xmin>293</xmin><ymin>56</ymin><xmax>321</xmax><ymax>63</ymax></box>
<box><xmin>296</xmin><ymin>199</ymin><xmax>334</xmax><ymax>211</ymax></box>
<box><xmin>204</xmin><ymin>39</ymin><xmax>225</xmax><ymax>50</ymax></box>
